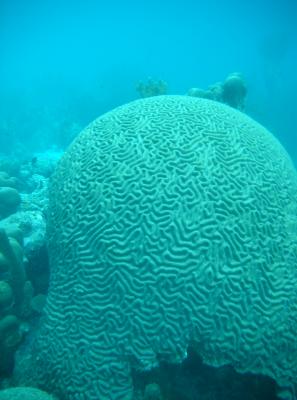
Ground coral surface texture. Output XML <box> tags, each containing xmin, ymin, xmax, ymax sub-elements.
<box><xmin>15</xmin><ymin>96</ymin><xmax>297</xmax><ymax>399</ymax></box>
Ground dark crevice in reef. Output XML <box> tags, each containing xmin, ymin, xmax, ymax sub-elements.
<box><xmin>25</xmin><ymin>244</ymin><xmax>50</xmax><ymax>295</ymax></box>
<box><xmin>132</xmin><ymin>347</ymin><xmax>278</xmax><ymax>400</ymax></box>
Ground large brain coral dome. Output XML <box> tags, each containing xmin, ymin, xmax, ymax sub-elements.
<box><xmin>15</xmin><ymin>95</ymin><xmax>297</xmax><ymax>399</ymax></box>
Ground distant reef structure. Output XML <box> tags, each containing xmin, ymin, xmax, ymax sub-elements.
<box><xmin>136</xmin><ymin>77</ymin><xmax>168</xmax><ymax>98</ymax></box>
<box><xmin>13</xmin><ymin>95</ymin><xmax>297</xmax><ymax>400</ymax></box>
<box><xmin>187</xmin><ymin>72</ymin><xmax>247</xmax><ymax>110</ymax></box>
<box><xmin>0</xmin><ymin>153</ymin><xmax>60</xmax><ymax>378</ymax></box>
<box><xmin>136</xmin><ymin>73</ymin><xmax>247</xmax><ymax>111</ymax></box>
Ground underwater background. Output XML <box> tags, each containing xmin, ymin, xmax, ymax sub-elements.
<box><xmin>0</xmin><ymin>0</ymin><xmax>297</xmax><ymax>399</ymax></box>
<box><xmin>0</xmin><ymin>0</ymin><xmax>297</xmax><ymax>160</ymax></box>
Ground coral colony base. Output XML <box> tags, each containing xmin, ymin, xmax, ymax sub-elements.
<box><xmin>11</xmin><ymin>95</ymin><xmax>297</xmax><ymax>399</ymax></box>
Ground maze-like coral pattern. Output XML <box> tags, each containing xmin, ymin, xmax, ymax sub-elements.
<box><xmin>16</xmin><ymin>96</ymin><xmax>297</xmax><ymax>399</ymax></box>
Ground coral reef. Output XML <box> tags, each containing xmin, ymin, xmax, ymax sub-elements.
<box><xmin>0</xmin><ymin>228</ymin><xmax>26</xmax><ymax>375</ymax></box>
<box><xmin>0</xmin><ymin>153</ymin><xmax>55</xmax><ymax>378</ymax></box>
<box><xmin>0</xmin><ymin>152</ymin><xmax>52</xmax><ymax>293</ymax></box>
<box><xmin>136</xmin><ymin>78</ymin><xmax>168</xmax><ymax>97</ymax></box>
<box><xmin>187</xmin><ymin>72</ymin><xmax>247</xmax><ymax>110</ymax></box>
<box><xmin>0</xmin><ymin>229</ymin><xmax>25</xmax><ymax>308</ymax></box>
<box><xmin>0</xmin><ymin>188</ymin><xmax>21</xmax><ymax>219</ymax></box>
<box><xmin>0</xmin><ymin>387</ymin><xmax>55</xmax><ymax>400</ymax></box>
<box><xmin>13</xmin><ymin>96</ymin><xmax>297</xmax><ymax>399</ymax></box>
<box><xmin>221</xmin><ymin>72</ymin><xmax>247</xmax><ymax>109</ymax></box>
<box><xmin>19</xmin><ymin>151</ymin><xmax>62</xmax><ymax>182</ymax></box>
<box><xmin>0</xmin><ymin>166</ymin><xmax>21</xmax><ymax>221</ymax></box>
<box><xmin>0</xmin><ymin>281</ymin><xmax>13</xmax><ymax>309</ymax></box>
<box><xmin>0</xmin><ymin>159</ymin><xmax>21</xmax><ymax>179</ymax></box>
<box><xmin>0</xmin><ymin>172</ymin><xmax>17</xmax><ymax>189</ymax></box>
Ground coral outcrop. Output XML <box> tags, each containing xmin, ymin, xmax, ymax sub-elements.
<box><xmin>0</xmin><ymin>188</ymin><xmax>21</xmax><ymax>220</ymax></box>
<box><xmin>187</xmin><ymin>72</ymin><xmax>247</xmax><ymax>110</ymax></box>
<box><xmin>0</xmin><ymin>172</ymin><xmax>17</xmax><ymax>189</ymax></box>
<box><xmin>14</xmin><ymin>96</ymin><xmax>297</xmax><ymax>399</ymax></box>
<box><xmin>221</xmin><ymin>72</ymin><xmax>247</xmax><ymax>109</ymax></box>
<box><xmin>0</xmin><ymin>228</ymin><xmax>26</xmax><ymax>374</ymax></box>
<box><xmin>0</xmin><ymin>154</ymin><xmax>53</xmax><ymax>380</ymax></box>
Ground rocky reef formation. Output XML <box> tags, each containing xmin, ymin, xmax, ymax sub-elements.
<box><xmin>187</xmin><ymin>72</ymin><xmax>247</xmax><ymax>110</ymax></box>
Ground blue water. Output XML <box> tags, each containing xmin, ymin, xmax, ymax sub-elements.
<box><xmin>0</xmin><ymin>0</ymin><xmax>296</xmax><ymax>161</ymax></box>
<box><xmin>1</xmin><ymin>1</ymin><xmax>297</xmax><ymax>399</ymax></box>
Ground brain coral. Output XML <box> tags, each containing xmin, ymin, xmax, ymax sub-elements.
<box><xmin>15</xmin><ymin>96</ymin><xmax>297</xmax><ymax>399</ymax></box>
<box><xmin>0</xmin><ymin>387</ymin><xmax>55</xmax><ymax>400</ymax></box>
